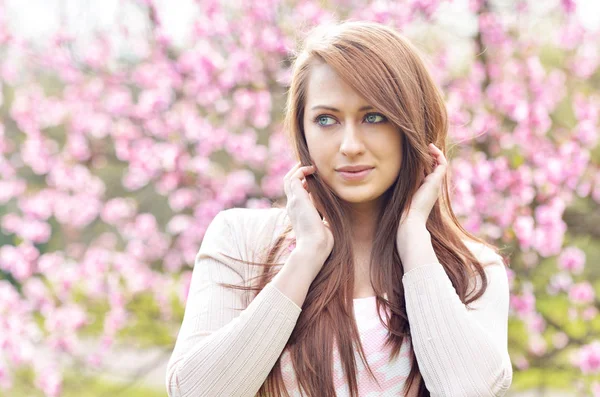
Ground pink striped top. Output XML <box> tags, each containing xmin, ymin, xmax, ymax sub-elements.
<box><xmin>280</xmin><ymin>293</ymin><xmax>417</xmax><ymax>396</ymax></box>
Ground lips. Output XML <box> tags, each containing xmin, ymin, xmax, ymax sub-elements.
<box><xmin>336</xmin><ymin>165</ymin><xmax>374</xmax><ymax>172</ymax></box>
<box><xmin>336</xmin><ymin>168</ymin><xmax>373</xmax><ymax>181</ymax></box>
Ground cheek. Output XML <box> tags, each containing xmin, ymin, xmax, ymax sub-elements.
<box><xmin>305</xmin><ymin>131</ymin><xmax>334</xmax><ymax>162</ymax></box>
<box><xmin>378</xmin><ymin>143</ymin><xmax>403</xmax><ymax>176</ymax></box>
<box><xmin>303</xmin><ymin>123</ymin><xmax>319</xmax><ymax>150</ymax></box>
<box><xmin>383</xmin><ymin>134</ymin><xmax>403</xmax><ymax>165</ymax></box>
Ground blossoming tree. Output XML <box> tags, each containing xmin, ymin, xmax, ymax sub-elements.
<box><xmin>0</xmin><ymin>0</ymin><xmax>598</xmax><ymax>395</ymax></box>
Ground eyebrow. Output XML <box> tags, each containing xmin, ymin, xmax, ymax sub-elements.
<box><xmin>310</xmin><ymin>105</ymin><xmax>375</xmax><ymax>112</ymax></box>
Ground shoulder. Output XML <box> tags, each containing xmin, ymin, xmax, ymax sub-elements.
<box><xmin>461</xmin><ymin>238</ymin><xmax>511</xmax><ymax>307</ymax></box>
<box><xmin>219</xmin><ymin>206</ymin><xmax>287</xmax><ymax>242</ymax></box>
<box><xmin>196</xmin><ymin>207</ymin><xmax>288</xmax><ymax>281</ymax></box>
<box><xmin>216</xmin><ymin>206</ymin><xmax>288</xmax><ymax>261</ymax></box>
<box><xmin>461</xmin><ymin>238</ymin><xmax>506</xmax><ymax>268</ymax></box>
<box><xmin>219</xmin><ymin>206</ymin><xmax>286</xmax><ymax>227</ymax></box>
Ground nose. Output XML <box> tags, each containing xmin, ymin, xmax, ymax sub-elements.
<box><xmin>339</xmin><ymin>123</ymin><xmax>366</xmax><ymax>157</ymax></box>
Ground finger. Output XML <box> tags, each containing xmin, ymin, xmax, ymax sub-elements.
<box><xmin>284</xmin><ymin>163</ymin><xmax>311</xmax><ymax>197</ymax></box>
<box><xmin>289</xmin><ymin>176</ymin><xmax>310</xmax><ymax>199</ymax></box>
<box><xmin>429</xmin><ymin>144</ymin><xmax>447</xmax><ymax>166</ymax></box>
<box><xmin>292</xmin><ymin>165</ymin><xmax>315</xmax><ymax>182</ymax></box>
<box><xmin>433</xmin><ymin>148</ymin><xmax>448</xmax><ymax>170</ymax></box>
<box><xmin>427</xmin><ymin>160</ymin><xmax>448</xmax><ymax>185</ymax></box>
<box><xmin>284</xmin><ymin>161</ymin><xmax>302</xmax><ymax>181</ymax></box>
<box><xmin>438</xmin><ymin>151</ymin><xmax>448</xmax><ymax>166</ymax></box>
<box><xmin>286</xmin><ymin>165</ymin><xmax>315</xmax><ymax>199</ymax></box>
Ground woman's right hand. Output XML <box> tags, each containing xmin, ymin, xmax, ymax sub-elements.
<box><xmin>283</xmin><ymin>162</ymin><xmax>334</xmax><ymax>262</ymax></box>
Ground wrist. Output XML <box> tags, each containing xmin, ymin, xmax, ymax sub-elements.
<box><xmin>397</xmin><ymin>222</ymin><xmax>429</xmax><ymax>243</ymax></box>
<box><xmin>295</xmin><ymin>240</ymin><xmax>329</xmax><ymax>258</ymax></box>
<box><xmin>288</xmin><ymin>247</ymin><xmax>327</xmax><ymax>279</ymax></box>
<box><xmin>397</xmin><ymin>223</ymin><xmax>432</xmax><ymax>264</ymax></box>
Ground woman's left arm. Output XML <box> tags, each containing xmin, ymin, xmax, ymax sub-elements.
<box><xmin>397</xmin><ymin>144</ymin><xmax>512</xmax><ymax>396</ymax></box>
<box><xmin>399</xmin><ymin>225</ymin><xmax>513</xmax><ymax>396</ymax></box>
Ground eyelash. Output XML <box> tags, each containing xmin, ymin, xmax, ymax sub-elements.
<box><xmin>312</xmin><ymin>113</ymin><xmax>388</xmax><ymax>127</ymax></box>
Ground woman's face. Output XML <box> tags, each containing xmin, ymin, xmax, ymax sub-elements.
<box><xmin>303</xmin><ymin>62</ymin><xmax>403</xmax><ymax>210</ymax></box>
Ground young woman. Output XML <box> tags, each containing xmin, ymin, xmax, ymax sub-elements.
<box><xmin>166</xmin><ymin>20</ymin><xmax>513</xmax><ymax>397</ymax></box>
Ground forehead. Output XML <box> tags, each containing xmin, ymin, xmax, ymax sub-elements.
<box><xmin>304</xmin><ymin>62</ymin><xmax>369</xmax><ymax>110</ymax></box>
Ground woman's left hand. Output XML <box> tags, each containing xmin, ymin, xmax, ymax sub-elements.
<box><xmin>398</xmin><ymin>143</ymin><xmax>448</xmax><ymax>231</ymax></box>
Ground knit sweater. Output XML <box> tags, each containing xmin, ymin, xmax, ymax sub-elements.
<box><xmin>166</xmin><ymin>207</ymin><xmax>513</xmax><ymax>396</ymax></box>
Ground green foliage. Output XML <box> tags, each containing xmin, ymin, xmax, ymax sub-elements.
<box><xmin>72</xmin><ymin>287</ymin><xmax>111</xmax><ymax>337</ymax></box>
<box><xmin>118</xmin><ymin>291</ymin><xmax>174</xmax><ymax>348</ymax></box>
<box><xmin>511</xmin><ymin>368</ymin><xmax>575</xmax><ymax>390</ymax></box>
<box><xmin>8</xmin><ymin>367</ymin><xmax>166</xmax><ymax>397</ymax></box>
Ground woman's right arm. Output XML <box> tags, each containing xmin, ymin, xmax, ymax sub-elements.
<box><xmin>165</xmin><ymin>209</ymin><xmax>321</xmax><ymax>397</ymax></box>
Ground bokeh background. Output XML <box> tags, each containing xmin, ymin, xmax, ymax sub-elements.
<box><xmin>0</xmin><ymin>0</ymin><xmax>599</xmax><ymax>396</ymax></box>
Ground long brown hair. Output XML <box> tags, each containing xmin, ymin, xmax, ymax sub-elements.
<box><xmin>218</xmin><ymin>20</ymin><xmax>506</xmax><ymax>397</ymax></box>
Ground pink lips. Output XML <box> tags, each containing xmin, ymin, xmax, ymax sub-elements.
<box><xmin>337</xmin><ymin>168</ymin><xmax>373</xmax><ymax>181</ymax></box>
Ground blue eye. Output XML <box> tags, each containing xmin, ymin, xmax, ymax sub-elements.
<box><xmin>313</xmin><ymin>113</ymin><xmax>387</xmax><ymax>127</ymax></box>
<box><xmin>315</xmin><ymin>115</ymin><xmax>336</xmax><ymax>126</ymax></box>
<box><xmin>365</xmin><ymin>113</ymin><xmax>387</xmax><ymax>123</ymax></box>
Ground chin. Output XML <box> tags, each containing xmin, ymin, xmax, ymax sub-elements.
<box><xmin>335</xmin><ymin>190</ymin><xmax>379</xmax><ymax>203</ymax></box>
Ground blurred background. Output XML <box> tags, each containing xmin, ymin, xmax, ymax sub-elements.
<box><xmin>0</xmin><ymin>0</ymin><xmax>599</xmax><ymax>396</ymax></box>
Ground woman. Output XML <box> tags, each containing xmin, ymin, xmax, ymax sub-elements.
<box><xmin>166</xmin><ymin>20</ymin><xmax>513</xmax><ymax>397</ymax></box>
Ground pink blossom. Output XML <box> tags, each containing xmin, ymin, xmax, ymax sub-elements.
<box><xmin>37</xmin><ymin>252</ymin><xmax>65</xmax><ymax>273</ymax></box>
<box><xmin>514</xmin><ymin>355</ymin><xmax>529</xmax><ymax>371</ymax></box>
<box><xmin>45</xmin><ymin>304</ymin><xmax>88</xmax><ymax>333</ymax></box>
<box><xmin>547</xmin><ymin>271</ymin><xmax>573</xmax><ymax>295</ymax></box>
<box><xmin>583</xmin><ymin>307</ymin><xmax>599</xmax><ymax>321</ymax></box>
<box><xmin>163</xmin><ymin>250</ymin><xmax>184</xmax><ymax>273</ymax></box>
<box><xmin>166</xmin><ymin>215</ymin><xmax>193</xmax><ymax>236</ymax></box>
<box><xmin>0</xmin><ymin>244</ymin><xmax>38</xmax><ymax>281</ymax></box>
<box><xmin>18</xmin><ymin>189</ymin><xmax>55</xmax><ymax>219</ymax></box>
<box><xmin>169</xmin><ymin>189</ymin><xmax>197</xmax><ymax>212</ymax></box>
<box><xmin>552</xmin><ymin>332</ymin><xmax>569</xmax><ymax>349</ymax></box>
<box><xmin>103</xmin><ymin>87</ymin><xmax>133</xmax><ymax>115</ymax></box>
<box><xmin>528</xmin><ymin>335</ymin><xmax>547</xmax><ymax>356</ymax></box>
<box><xmin>16</xmin><ymin>217</ymin><xmax>51</xmax><ymax>244</ymax></box>
<box><xmin>246</xmin><ymin>198</ymin><xmax>272</xmax><ymax>209</ymax></box>
<box><xmin>101</xmin><ymin>198</ymin><xmax>137</xmax><ymax>225</ymax></box>
<box><xmin>23</xmin><ymin>277</ymin><xmax>51</xmax><ymax>310</ymax></box>
<box><xmin>575</xmin><ymin>119</ymin><xmax>598</xmax><ymax>147</ymax></box>
<box><xmin>20</xmin><ymin>136</ymin><xmax>57</xmax><ymax>175</ymax></box>
<box><xmin>35</xmin><ymin>367</ymin><xmax>62</xmax><ymax>397</ymax></box>
<box><xmin>217</xmin><ymin>170</ymin><xmax>257</xmax><ymax>206</ymax></box>
<box><xmin>180</xmin><ymin>270</ymin><xmax>193</xmax><ymax>302</ymax></box>
<box><xmin>532</xmin><ymin>221</ymin><xmax>566</xmax><ymax>257</ymax></box>
<box><xmin>558</xmin><ymin>246</ymin><xmax>586</xmax><ymax>274</ymax></box>
<box><xmin>0</xmin><ymin>280</ymin><xmax>20</xmax><ymax>312</ymax></box>
<box><xmin>510</xmin><ymin>291</ymin><xmax>536</xmax><ymax>318</ymax></box>
<box><xmin>568</xmin><ymin>282</ymin><xmax>596</xmax><ymax>305</ymax></box>
<box><xmin>513</xmin><ymin>216</ymin><xmax>534</xmax><ymax>250</ymax></box>
<box><xmin>0</xmin><ymin>179</ymin><xmax>26</xmax><ymax>204</ymax></box>
<box><xmin>560</xmin><ymin>0</ymin><xmax>576</xmax><ymax>13</ymax></box>
<box><xmin>0</xmin><ymin>359</ymin><xmax>12</xmax><ymax>389</ymax></box>
<box><xmin>526</xmin><ymin>312</ymin><xmax>546</xmax><ymax>333</ymax></box>
<box><xmin>66</xmin><ymin>133</ymin><xmax>91</xmax><ymax>161</ymax></box>
<box><xmin>573</xmin><ymin>342</ymin><xmax>600</xmax><ymax>374</ymax></box>
<box><xmin>103</xmin><ymin>307</ymin><xmax>129</xmax><ymax>336</ymax></box>
<box><xmin>592</xmin><ymin>382</ymin><xmax>600</xmax><ymax>397</ymax></box>
<box><xmin>53</xmin><ymin>193</ymin><xmax>102</xmax><ymax>228</ymax></box>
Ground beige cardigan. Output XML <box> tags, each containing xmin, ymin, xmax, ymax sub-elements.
<box><xmin>166</xmin><ymin>207</ymin><xmax>513</xmax><ymax>396</ymax></box>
